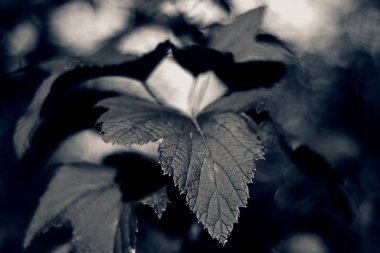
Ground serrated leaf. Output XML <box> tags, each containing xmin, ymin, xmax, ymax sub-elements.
<box><xmin>25</xmin><ymin>163</ymin><xmax>167</xmax><ymax>253</ymax></box>
<box><xmin>97</xmin><ymin>95</ymin><xmax>188</xmax><ymax>146</ymax></box>
<box><xmin>207</xmin><ymin>6</ymin><xmax>292</xmax><ymax>62</ymax></box>
<box><xmin>140</xmin><ymin>186</ymin><xmax>170</xmax><ymax>218</ymax></box>
<box><xmin>97</xmin><ymin>95</ymin><xmax>264</xmax><ymax>244</ymax></box>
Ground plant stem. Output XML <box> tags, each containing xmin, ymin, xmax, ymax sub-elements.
<box><xmin>142</xmin><ymin>82</ymin><xmax>165</xmax><ymax>106</ymax></box>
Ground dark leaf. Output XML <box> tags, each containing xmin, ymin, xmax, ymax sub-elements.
<box><xmin>291</xmin><ymin>145</ymin><xmax>335</xmax><ymax>181</ymax></box>
<box><xmin>289</xmin><ymin>145</ymin><xmax>360</xmax><ymax>220</ymax></box>
<box><xmin>246</xmin><ymin>110</ymin><xmax>270</xmax><ymax>125</ymax></box>
<box><xmin>172</xmin><ymin>47</ymin><xmax>233</xmax><ymax>76</ymax></box>
<box><xmin>140</xmin><ymin>186</ymin><xmax>171</xmax><ymax>218</ymax></box>
<box><xmin>96</xmin><ymin>95</ymin><xmax>264</xmax><ymax>244</ymax></box>
<box><xmin>41</xmin><ymin>40</ymin><xmax>172</xmax><ymax>115</ymax></box>
<box><xmin>172</xmin><ymin>46</ymin><xmax>286</xmax><ymax>92</ymax></box>
<box><xmin>13</xmin><ymin>41</ymin><xmax>172</xmax><ymax>159</ymax></box>
<box><xmin>105</xmin><ymin>152</ymin><xmax>170</xmax><ymax>202</ymax></box>
<box><xmin>17</xmin><ymin>89</ymin><xmax>117</xmax><ymax>174</ymax></box>
<box><xmin>214</xmin><ymin>61</ymin><xmax>286</xmax><ymax>92</ymax></box>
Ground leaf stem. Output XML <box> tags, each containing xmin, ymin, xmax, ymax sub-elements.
<box><xmin>194</xmin><ymin>73</ymin><xmax>211</xmax><ymax>115</ymax></box>
<box><xmin>188</xmin><ymin>78</ymin><xmax>198</xmax><ymax>117</ymax></box>
<box><xmin>142</xmin><ymin>82</ymin><xmax>165</xmax><ymax>106</ymax></box>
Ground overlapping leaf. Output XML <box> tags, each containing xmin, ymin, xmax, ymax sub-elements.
<box><xmin>24</xmin><ymin>163</ymin><xmax>170</xmax><ymax>253</ymax></box>
<box><xmin>140</xmin><ymin>186</ymin><xmax>171</xmax><ymax>219</ymax></box>
<box><xmin>96</xmin><ymin>95</ymin><xmax>264</xmax><ymax>244</ymax></box>
<box><xmin>13</xmin><ymin>41</ymin><xmax>171</xmax><ymax>159</ymax></box>
<box><xmin>207</xmin><ymin>6</ymin><xmax>293</xmax><ymax>62</ymax></box>
<box><xmin>22</xmin><ymin>5</ymin><xmax>289</xmax><ymax>248</ymax></box>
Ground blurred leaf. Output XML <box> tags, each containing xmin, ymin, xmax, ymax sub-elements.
<box><xmin>170</xmin><ymin>15</ymin><xmax>207</xmax><ymax>44</ymax></box>
<box><xmin>13</xmin><ymin>41</ymin><xmax>172</xmax><ymax>159</ymax></box>
<box><xmin>24</xmin><ymin>163</ymin><xmax>170</xmax><ymax>253</ymax></box>
<box><xmin>207</xmin><ymin>6</ymin><xmax>293</xmax><ymax>62</ymax></box>
<box><xmin>214</xmin><ymin>0</ymin><xmax>232</xmax><ymax>13</ymax></box>
<box><xmin>289</xmin><ymin>145</ymin><xmax>360</xmax><ymax>221</ymax></box>
<box><xmin>24</xmin><ymin>164</ymin><xmax>120</xmax><ymax>250</ymax></box>
<box><xmin>207</xmin><ymin>6</ymin><xmax>265</xmax><ymax>61</ymax></box>
<box><xmin>74</xmin><ymin>33</ymin><xmax>138</xmax><ymax>66</ymax></box>
<box><xmin>14</xmin><ymin>87</ymin><xmax>118</xmax><ymax>176</ymax></box>
<box><xmin>255</xmin><ymin>33</ymin><xmax>294</xmax><ymax>55</ymax></box>
<box><xmin>173</xmin><ymin>0</ymin><xmax>229</xmax><ymax>27</ymax></box>
<box><xmin>40</xmin><ymin>41</ymin><xmax>172</xmax><ymax>114</ymax></box>
<box><xmin>201</xmin><ymin>88</ymin><xmax>271</xmax><ymax>114</ymax></box>
<box><xmin>13</xmin><ymin>72</ymin><xmax>65</xmax><ymax>158</ymax></box>
<box><xmin>96</xmin><ymin>94</ymin><xmax>264</xmax><ymax>244</ymax></box>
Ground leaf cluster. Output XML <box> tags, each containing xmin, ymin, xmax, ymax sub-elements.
<box><xmin>12</xmin><ymin>5</ymin><xmax>295</xmax><ymax>252</ymax></box>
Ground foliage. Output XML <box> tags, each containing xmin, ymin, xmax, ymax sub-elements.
<box><xmin>1</xmin><ymin>1</ymin><xmax>379</xmax><ymax>253</ymax></box>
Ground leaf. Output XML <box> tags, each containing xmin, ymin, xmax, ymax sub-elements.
<box><xmin>13</xmin><ymin>73</ymin><xmax>63</xmax><ymax>158</ymax></box>
<box><xmin>114</xmin><ymin>204</ymin><xmax>137</xmax><ymax>253</ymax></box>
<box><xmin>207</xmin><ymin>6</ymin><xmax>293</xmax><ymax>62</ymax></box>
<box><xmin>172</xmin><ymin>46</ymin><xmax>286</xmax><ymax>94</ymax></box>
<box><xmin>62</xmin><ymin>184</ymin><xmax>123</xmax><ymax>253</ymax></box>
<box><xmin>13</xmin><ymin>41</ymin><xmax>172</xmax><ymax>159</ymax></box>
<box><xmin>201</xmin><ymin>88</ymin><xmax>272</xmax><ymax>115</ymax></box>
<box><xmin>25</xmin><ymin>163</ymin><xmax>170</xmax><ymax>253</ymax></box>
<box><xmin>16</xmin><ymin>89</ymin><xmax>118</xmax><ymax>175</ymax></box>
<box><xmin>24</xmin><ymin>164</ymin><xmax>120</xmax><ymax>249</ymax></box>
<box><xmin>255</xmin><ymin>33</ymin><xmax>295</xmax><ymax>56</ymax></box>
<box><xmin>214</xmin><ymin>61</ymin><xmax>286</xmax><ymax>92</ymax></box>
<box><xmin>172</xmin><ymin>46</ymin><xmax>234</xmax><ymax>76</ymax></box>
<box><xmin>40</xmin><ymin>40</ymin><xmax>172</xmax><ymax>115</ymax></box>
<box><xmin>146</xmin><ymin>57</ymin><xmax>194</xmax><ymax>114</ymax></box>
<box><xmin>140</xmin><ymin>186</ymin><xmax>171</xmax><ymax>218</ymax></box>
<box><xmin>96</xmin><ymin>95</ymin><xmax>264</xmax><ymax>244</ymax></box>
<box><xmin>172</xmin><ymin>46</ymin><xmax>286</xmax><ymax>88</ymax></box>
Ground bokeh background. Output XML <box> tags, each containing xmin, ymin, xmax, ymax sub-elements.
<box><xmin>1</xmin><ymin>0</ymin><xmax>380</xmax><ymax>252</ymax></box>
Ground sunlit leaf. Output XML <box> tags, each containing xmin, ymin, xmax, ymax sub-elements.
<box><xmin>96</xmin><ymin>94</ymin><xmax>264</xmax><ymax>244</ymax></box>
